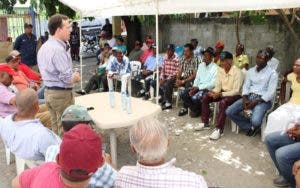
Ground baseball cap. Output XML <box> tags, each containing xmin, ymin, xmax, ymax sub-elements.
<box><xmin>61</xmin><ymin>105</ymin><xmax>92</xmax><ymax>122</ymax></box>
<box><xmin>24</xmin><ymin>23</ymin><xmax>33</xmax><ymax>28</ymax></box>
<box><xmin>215</xmin><ymin>41</ymin><xmax>225</xmax><ymax>48</ymax></box>
<box><xmin>0</xmin><ymin>64</ymin><xmax>17</xmax><ymax>76</ymax></box>
<box><xmin>146</xmin><ymin>38</ymin><xmax>154</xmax><ymax>44</ymax></box>
<box><xmin>201</xmin><ymin>47</ymin><xmax>214</xmax><ymax>55</ymax></box>
<box><xmin>220</xmin><ymin>51</ymin><xmax>233</xmax><ymax>60</ymax></box>
<box><xmin>167</xmin><ymin>44</ymin><xmax>175</xmax><ymax>51</ymax></box>
<box><xmin>112</xmin><ymin>47</ymin><xmax>118</xmax><ymax>51</ymax></box>
<box><xmin>59</xmin><ymin>124</ymin><xmax>103</xmax><ymax>180</ymax></box>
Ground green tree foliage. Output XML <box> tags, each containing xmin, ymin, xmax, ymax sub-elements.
<box><xmin>2</xmin><ymin>0</ymin><xmax>76</xmax><ymax>18</ymax></box>
<box><xmin>0</xmin><ymin>0</ymin><xmax>17</xmax><ymax>14</ymax></box>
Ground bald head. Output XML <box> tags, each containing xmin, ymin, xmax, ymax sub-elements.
<box><xmin>130</xmin><ymin>118</ymin><xmax>168</xmax><ymax>163</ymax></box>
<box><xmin>16</xmin><ymin>88</ymin><xmax>39</xmax><ymax>115</ymax></box>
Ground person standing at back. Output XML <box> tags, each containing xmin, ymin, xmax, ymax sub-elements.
<box><xmin>14</xmin><ymin>23</ymin><xmax>37</xmax><ymax>71</ymax></box>
<box><xmin>38</xmin><ymin>14</ymin><xmax>80</xmax><ymax>136</ymax></box>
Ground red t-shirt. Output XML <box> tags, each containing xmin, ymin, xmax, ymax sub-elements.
<box><xmin>19</xmin><ymin>162</ymin><xmax>69</xmax><ymax>188</ymax></box>
<box><xmin>19</xmin><ymin>63</ymin><xmax>41</xmax><ymax>81</ymax></box>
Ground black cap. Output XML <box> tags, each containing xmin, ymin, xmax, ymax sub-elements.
<box><xmin>220</xmin><ymin>51</ymin><xmax>233</xmax><ymax>60</ymax></box>
<box><xmin>24</xmin><ymin>23</ymin><xmax>33</xmax><ymax>28</ymax></box>
<box><xmin>167</xmin><ymin>44</ymin><xmax>175</xmax><ymax>51</ymax></box>
<box><xmin>201</xmin><ymin>47</ymin><xmax>214</xmax><ymax>55</ymax></box>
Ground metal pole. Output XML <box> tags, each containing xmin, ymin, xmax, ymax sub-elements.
<box><xmin>155</xmin><ymin>0</ymin><xmax>159</xmax><ymax>105</ymax></box>
<box><xmin>79</xmin><ymin>14</ymin><xmax>83</xmax><ymax>89</ymax></box>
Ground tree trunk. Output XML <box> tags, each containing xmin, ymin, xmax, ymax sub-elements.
<box><xmin>121</xmin><ymin>16</ymin><xmax>142</xmax><ymax>53</ymax></box>
<box><xmin>235</xmin><ymin>11</ymin><xmax>242</xmax><ymax>44</ymax></box>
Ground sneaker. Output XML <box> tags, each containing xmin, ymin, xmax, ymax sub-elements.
<box><xmin>209</xmin><ymin>129</ymin><xmax>223</xmax><ymax>140</ymax></box>
<box><xmin>161</xmin><ymin>103</ymin><xmax>172</xmax><ymax>111</ymax></box>
<box><xmin>137</xmin><ymin>90</ymin><xmax>145</xmax><ymax>98</ymax></box>
<box><xmin>75</xmin><ymin>90</ymin><xmax>87</xmax><ymax>95</ymax></box>
<box><xmin>194</xmin><ymin>123</ymin><xmax>210</xmax><ymax>131</ymax></box>
<box><xmin>246</xmin><ymin>126</ymin><xmax>261</xmax><ymax>137</ymax></box>
<box><xmin>178</xmin><ymin>108</ymin><xmax>188</xmax><ymax>116</ymax></box>
<box><xmin>273</xmin><ymin>176</ymin><xmax>290</xmax><ymax>187</ymax></box>
<box><xmin>143</xmin><ymin>93</ymin><xmax>150</xmax><ymax>100</ymax></box>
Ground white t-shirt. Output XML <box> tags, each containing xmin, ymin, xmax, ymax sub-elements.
<box><xmin>107</xmin><ymin>37</ymin><xmax>116</xmax><ymax>48</ymax></box>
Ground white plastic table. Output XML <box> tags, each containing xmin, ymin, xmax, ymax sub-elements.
<box><xmin>75</xmin><ymin>92</ymin><xmax>161</xmax><ymax>167</ymax></box>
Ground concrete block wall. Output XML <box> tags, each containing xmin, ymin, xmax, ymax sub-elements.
<box><xmin>142</xmin><ymin>18</ymin><xmax>298</xmax><ymax>74</ymax></box>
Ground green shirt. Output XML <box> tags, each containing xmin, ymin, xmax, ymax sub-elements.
<box><xmin>128</xmin><ymin>49</ymin><xmax>143</xmax><ymax>61</ymax></box>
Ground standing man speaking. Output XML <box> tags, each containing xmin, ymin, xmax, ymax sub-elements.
<box><xmin>38</xmin><ymin>14</ymin><xmax>80</xmax><ymax>136</ymax></box>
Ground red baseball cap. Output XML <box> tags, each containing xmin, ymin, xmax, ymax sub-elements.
<box><xmin>215</xmin><ymin>41</ymin><xmax>225</xmax><ymax>48</ymax></box>
<box><xmin>59</xmin><ymin>124</ymin><xmax>103</xmax><ymax>180</ymax></box>
<box><xmin>0</xmin><ymin>64</ymin><xmax>17</xmax><ymax>76</ymax></box>
<box><xmin>146</xmin><ymin>38</ymin><xmax>154</xmax><ymax>44</ymax></box>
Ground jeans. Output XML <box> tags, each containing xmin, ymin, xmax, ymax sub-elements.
<box><xmin>201</xmin><ymin>94</ymin><xmax>241</xmax><ymax>132</ymax></box>
<box><xmin>226</xmin><ymin>95</ymin><xmax>271</xmax><ymax>131</ymax></box>
<box><xmin>84</xmin><ymin>73</ymin><xmax>108</xmax><ymax>93</ymax></box>
<box><xmin>108</xmin><ymin>73</ymin><xmax>131</xmax><ymax>95</ymax></box>
<box><xmin>180</xmin><ymin>88</ymin><xmax>208</xmax><ymax>113</ymax></box>
<box><xmin>159</xmin><ymin>78</ymin><xmax>176</xmax><ymax>103</ymax></box>
<box><xmin>265</xmin><ymin>131</ymin><xmax>300</xmax><ymax>188</ymax></box>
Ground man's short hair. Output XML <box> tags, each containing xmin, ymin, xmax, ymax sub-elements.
<box><xmin>48</xmin><ymin>14</ymin><xmax>69</xmax><ymax>35</ymax></box>
<box><xmin>191</xmin><ymin>38</ymin><xmax>198</xmax><ymax>44</ymax></box>
<box><xmin>117</xmin><ymin>37</ymin><xmax>124</xmax><ymax>43</ymax></box>
<box><xmin>265</xmin><ymin>46</ymin><xmax>275</xmax><ymax>58</ymax></box>
<box><xmin>16</xmin><ymin>88</ymin><xmax>38</xmax><ymax>115</ymax></box>
<box><xmin>184</xmin><ymin>43</ymin><xmax>194</xmax><ymax>51</ymax></box>
<box><xmin>130</xmin><ymin>118</ymin><xmax>168</xmax><ymax>163</ymax></box>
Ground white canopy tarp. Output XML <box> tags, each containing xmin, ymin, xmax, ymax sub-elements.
<box><xmin>59</xmin><ymin>0</ymin><xmax>300</xmax><ymax>103</ymax></box>
<box><xmin>59</xmin><ymin>0</ymin><xmax>300</xmax><ymax>17</ymax></box>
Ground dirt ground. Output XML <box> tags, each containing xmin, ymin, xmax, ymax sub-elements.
<box><xmin>0</xmin><ymin>58</ymin><xmax>278</xmax><ymax>188</ymax></box>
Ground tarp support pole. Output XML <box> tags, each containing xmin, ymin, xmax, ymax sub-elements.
<box><xmin>155</xmin><ymin>0</ymin><xmax>159</xmax><ymax>105</ymax></box>
<box><xmin>79</xmin><ymin>14</ymin><xmax>83</xmax><ymax>90</ymax></box>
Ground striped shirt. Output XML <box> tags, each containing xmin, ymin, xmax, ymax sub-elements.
<box><xmin>115</xmin><ymin>158</ymin><xmax>208</xmax><ymax>188</ymax></box>
<box><xmin>179</xmin><ymin>55</ymin><xmax>200</xmax><ymax>79</ymax></box>
<box><xmin>160</xmin><ymin>54</ymin><xmax>179</xmax><ymax>79</ymax></box>
<box><xmin>37</xmin><ymin>37</ymin><xmax>73</xmax><ymax>88</ymax></box>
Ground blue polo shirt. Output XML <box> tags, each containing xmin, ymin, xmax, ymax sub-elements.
<box><xmin>14</xmin><ymin>33</ymin><xmax>37</xmax><ymax>66</ymax></box>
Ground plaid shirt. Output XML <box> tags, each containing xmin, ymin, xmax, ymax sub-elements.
<box><xmin>115</xmin><ymin>158</ymin><xmax>208</xmax><ymax>188</ymax></box>
<box><xmin>160</xmin><ymin>54</ymin><xmax>179</xmax><ymax>79</ymax></box>
<box><xmin>179</xmin><ymin>55</ymin><xmax>200</xmax><ymax>79</ymax></box>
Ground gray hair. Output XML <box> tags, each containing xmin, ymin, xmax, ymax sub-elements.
<box><xmin>16</xmin><ymin>88</ymin><xmax>38</xmax><ymax>114</ymax></box>
<box><xmin>130</xmin><ymin>118</ymin><xmax>168</xmax><ymax>163</ymax></box>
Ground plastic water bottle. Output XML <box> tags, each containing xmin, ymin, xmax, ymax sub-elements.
<box><xmin>109</xmin><ymin>91</ymin><xmax>115</xmax><ymax>108</ymax></box>
<box><xmin>126</xmin><ymin>94</ymin><xmax>132</xmax><ymax>114</ymax></box>
<box><xmin>121</xmin><ymin>92</ymin><xmax>126</xmax><ymax>111</ymax></box>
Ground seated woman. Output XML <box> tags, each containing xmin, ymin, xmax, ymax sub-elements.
<box><xmin>264</xmin><ymin>58</ymin><xmax>300</xmax><ymax>137</ymax></box>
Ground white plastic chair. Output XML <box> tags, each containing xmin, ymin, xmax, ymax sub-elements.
<box><xmin>15</xmin><ymin>156</ymin><xmax>40</xmax><ymax>175</ymax></box>
<box><xmin>130</xmin><ymin>61</ymin><xmax>142</xmax><ymax>77</ymax></box>
<box><xmin>174</xmin><ymin>87</ymin><xmax>185</xmax><ymax>107</ymax></box>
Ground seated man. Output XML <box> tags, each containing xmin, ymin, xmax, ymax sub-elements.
<box><xmin>226</xmin><ymin>49</ymin><xmax>278</xmax><ymax>136</ymax></box>
<box><xmin>264</xmin><ymin>58</ymin><xmax>300</xmax><ymax>137</ymax></box>
<box><xmin>140</xmin><ymin>38</ymin><xmax>154</xmax><ymax>64</ymax></box>
<box><xmin>160</xmin><ymin>44</ymin><xmax>179</xmax><ymax>110</ymax></box>
<box><xmin>178</xmin><ymin>47</ymin><xmax>218</xmax><ymax>117</ymax></box>
<box><xmin>265</xmin><ymin>124</ymin><xmax>300</xmax><ymax>188</ymax></box>
<box><xmin>76</xmin><ymin>43</ymin><xmax>113</xmax><ymax>95</ymax></box>
<box><xmin>5</xmin><ymin>50</ymin><xmax>41</xmax><ymax>91</ymax></box>
<box><xmin>45</xmin><ymin>105</ymin><xmax>116</xmax><ymax>188</ymax></box>
<box><xmin>106</xmin><ymin>47</ymin><xmax>131</xmax><ymax>98</ymax></box>
<box><xmin>233</xmin><ymin>43</ymin><xmax>249</xmax><ymax>70</ymax></box>
<box><xmin>201</xmin><ymin>51</ymin><xmax>243</xmax><ymax>139</ymax></box>
<box><xmin>266</xmin><ymin>46</ymin><xmax>280</xmax><ymax>72</ymax></box>
<box><xmin>0</xmin><ymin>88</ymin><xmax>60</xmax><ymax>161</ymax></box>
<box><xmin>191</xmin><ymin>38</ymin><xmax>204</xmax><ymax>59</ymax></box>
<box><xmin>176</xmin><ymin>43</ymin><xmax>200</xmax><ymax>113</ymax></box>
<box><xmin>0</xmin><ymin>64</ymin><xmax>51</xmax><ymax>128</ymax></box>
<box><xmin>116</xmin><ymin>118</ymin><xmax>208</xmax><ymax>188</ymax></box>
<box><xmin>136</xmin><ymin>45</ymin><xmax>163</xmax><ymax>100</ymax></box>
<box><xmin>12</xmin><ymin>124</ymin><xmax>103</xmax><ymax>188</ymax></box>
<box><xmin>128</xmin><ymin>40</ymin><xmax>143</xmax><ymax>61</ymax></box>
